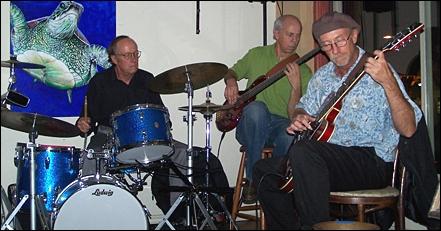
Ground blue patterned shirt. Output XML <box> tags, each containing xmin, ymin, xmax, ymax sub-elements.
<box><xmin>296</xmin><ymin>47</ymin><xmax>422</xmax><ymax>162</ymax></box>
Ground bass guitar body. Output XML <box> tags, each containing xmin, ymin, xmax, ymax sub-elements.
<box><xmin>215</xmin><ymin>75</ymin><xmax>269</xmax><ymax>133</ymax></box>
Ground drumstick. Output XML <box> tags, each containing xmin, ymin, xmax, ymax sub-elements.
<box><xmin>83</xmin><ymin>96</ymin><xmax>88</xmax><ymax>150</ymax></box>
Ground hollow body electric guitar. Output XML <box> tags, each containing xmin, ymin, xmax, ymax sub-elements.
<box><xmin>279</xmin><ymin>22</ymin><xmax>425</xmax><ymax>193</ymax></box>
<box><xmin>215</xmin><ymin>48</ymin><xmax>321</xmax><ymax>133</ymax></box>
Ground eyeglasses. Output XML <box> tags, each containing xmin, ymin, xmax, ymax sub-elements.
<box><xmin>319</xmin><ymin>34</ymin><xmax>351</xmax><ymax>51</ymax></box>
<box><xmin>115</xmin><ymin>51</ymin><xmax>141</xmax><ymax>60</ymax></box>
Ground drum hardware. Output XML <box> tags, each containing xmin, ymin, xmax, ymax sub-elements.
<box><xmin>1</xmin><ymin>90</ymin><xmax>29</xmax><ymax>108</ymax></box>
<box><xmin>1</xmin><ymin>55</ymin><xmax>42</xmax><ymax>108</ymax></box>
<box><xmin>154</xmin><ymin>64</ymin><xmax>236</xmax><ymax>230</ymax></box>
<box><xmin>4</xmin><ymin>114</ymin><xmax>41</xmax><ymax>230</ymax></box>
<box><xmin>124</xmin><ymin>168</ymin><xmax>149</xmax><ymax>194</ymax></box>
<box><xmin>153</xmin><ymin>156</ymin><xmax>237</xmax><ymax>230</ymax></box>
<box><xmin>82</xmin><ymin>96</ymin><xmax>88</xmax><ymax>150</ymax></box>
<box><xmin>85</xmin><ymin>149</ymin><xmax>111</xmax><ymax>180</ymax></box>
<box><xmin>178</xmin><ymin>88</ymin><xmax>238</xmax><ymax>230</ymax></box>
<box><xmin>178</xmin><ymin>87</ymin><xmax>222</xmax><ymax>208</ymax></box>
<box><xmin>1</xmin><ymin>195</ymin><xmax>27</xmax><ymax>230</ymax></box>
<box><xmin>34</xmin><ymin>195</ymin><xmax>49</xmax><ymax>230</ymax></box>
<box><xmin>153</xmin><ymin>64</ymin><xmax>215</xmax><ymax>230</ymax></box>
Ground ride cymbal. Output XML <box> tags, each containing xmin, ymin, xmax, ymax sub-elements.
<box><xmin>151</xmin><ymin>62</ymin><xmax>227</xmax><ymax>94</ymax></box>
<box><xmin>1</xmin><ymin>110</ymin><xmax>80</xmax><ymax>137</ymax></box>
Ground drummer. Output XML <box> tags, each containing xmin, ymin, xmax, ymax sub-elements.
<box><xmin>76</xmin><ymin>35</ymin><xmax>164</xmax><ymax>175</ymax></box>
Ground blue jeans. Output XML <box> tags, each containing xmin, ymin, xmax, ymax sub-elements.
<box><xmin>236</xmin><ymin>101</ymin><xmax>294</xmax><ymax>181</ymax></box>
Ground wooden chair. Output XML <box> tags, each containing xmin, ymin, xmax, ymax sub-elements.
<box><xmin>230</xmin><ymin>146</ymin><xmax>272</xmax><ymax>230</ymax></box>
<box><xmin>329</xmin><ymin>150</ymin><xmax>406</xmax><ymax>230</ymax></box>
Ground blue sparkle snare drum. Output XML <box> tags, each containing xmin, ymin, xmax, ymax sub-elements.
<box><xmin>14</xmin><ymin>143</ymin><xmax>80</xmax><ymax>212</ymax></box>
<box><xmin>111</xmin><ymin>104</ymin><xmax>174</xmax><ymax>164</ymax></box>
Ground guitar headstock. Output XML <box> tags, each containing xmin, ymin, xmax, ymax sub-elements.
<box><xmin>382</xmin><ymin>23</ymin><xmax>424</xmax><ymax>52</ymax></box>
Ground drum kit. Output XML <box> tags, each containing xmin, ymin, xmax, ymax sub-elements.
<box><xmin>1</xmin><ymin>58</ymin><xmax>236</xmax><ymax>230</ymax></box>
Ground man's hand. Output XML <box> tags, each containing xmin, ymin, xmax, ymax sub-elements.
<box><xmin>224</xmin><ymin>70</ymin><xmax>240</xmax><ymax>104</ymax></box>
<box><xmin>286</xmin><ymin>109</ymin><xmax>315</xmax><ymax>135</ymax></box>
<box><xmin>77</xmin><ymin>117</ymin><xmax>91</xmax><ymax>134</ymax></box>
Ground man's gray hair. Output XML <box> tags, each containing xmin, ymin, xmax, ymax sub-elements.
<box><xmin>273</xmin><ymin>15</ymin><xmax>301</xmax><ymax>32</ymax></box>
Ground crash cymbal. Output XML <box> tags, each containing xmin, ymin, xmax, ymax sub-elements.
<box><xmin>1</xmin><ymin>59</ymin><xmax>45</xmax><ymax>69</ymax></box>
<box><xmin>151</xmin><ymin>62</ymin><xmax>227</xmax><ymax>94</ymax></box>
<box><xmin>1</xmin><ymin>110</ymin><xmax>80</xmax><ymax>137</ymax></box>
<box><xmin>178</xmin><ymin>101</ymin><xmax>223</xmax><ymax>115</ymax></box>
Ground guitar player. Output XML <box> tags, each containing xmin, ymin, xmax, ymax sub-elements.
<box><xmin>253</xmin><ymin>12</ymin><xmax>422</xmax><ymax>229</ymax></box>
<box><xmin>222</xmin><ymin>14</ymin><xmax>312</xmax><ymax>204</ymax></box>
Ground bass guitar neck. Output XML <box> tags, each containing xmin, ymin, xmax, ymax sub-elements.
<box><xmin>215</xmin><ymin>48</ymin><xmax>321</xmax><ymax>132</ymax></box>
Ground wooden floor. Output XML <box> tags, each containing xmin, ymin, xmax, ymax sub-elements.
<box><xmin>150</xmin><ymin>220</ymin><xmax>261</xmax><ymax>230</ymax></box>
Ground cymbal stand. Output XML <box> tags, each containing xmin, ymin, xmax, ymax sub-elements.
<box><xmin>0</xmin><ymin>196</ymin><xmax>28</xmax><ymax>230</ymax></box>
<box><xmin>184</xmin><ymin>65</ymin><xmax>195</xmax><ymax>227</ymax></box>
<box><xmin>203</xmin><ymin>86</ymin><xmax>212</xmax><ymax>209</ymax></box>
<box><xmin>156</xmin><ymin>66</ymin><xmax>215</xmax><ymax>230</ymax></box>
<box><xmin>27</xmin><ymin>114</ymin><xmax>38</xmax><ymax>230</ymax></box>
<box><xmin>200</xmin><ymin>88</ymin><xmax>239</xmax><ymax>230</ymax></box>
<box><xmin>6</xmin><ymin>56</ymin><xmax>17</xmax><ymax>92</ymax></box>
<box><xmin>2</xmin><ymin>114</ymin><xmax>40</xmax><ymax>230</ymax></box>
<box><xmin>1</xmin><ymin>56</ymin><xmax>16</xmax><ymax>107</ymax></box>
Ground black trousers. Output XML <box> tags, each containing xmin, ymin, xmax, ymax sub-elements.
<box><xmin>252</xmin><ymin>140</ymin><xmax>393</xmax><ymax>230</ymax></box>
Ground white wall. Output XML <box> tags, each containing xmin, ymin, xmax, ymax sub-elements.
<box><xmin>1</xmin><ymin>1</ymin><xmax>276</xmax><ymax>222</ymax></box>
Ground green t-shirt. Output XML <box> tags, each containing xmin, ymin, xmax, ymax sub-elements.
<box><xmin>231</xmin><ymin>43</ymin><xmax>313</xmax><ymax>118</ymax></box>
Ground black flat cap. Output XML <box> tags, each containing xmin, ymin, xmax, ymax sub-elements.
<box><xmin>312</xmin><ymin>12</ymin><xmax>361</xmax><ymax>40</ymax></box>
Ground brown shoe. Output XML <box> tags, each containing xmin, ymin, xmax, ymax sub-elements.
<box><xmin>242</xmin><ymin>180</ymin><xmax>257</xmax><ymax>204</ymax></box>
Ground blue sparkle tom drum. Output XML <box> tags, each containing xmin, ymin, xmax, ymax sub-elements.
<box><xmin>14</xmin><ymin>143</ymin><xmax>80</xmax><ymax>212</ymax></box>
<box><xmin>111</xmin><ymin>104</ymin><xmax>174</xmax><ymax>164</ymax></box>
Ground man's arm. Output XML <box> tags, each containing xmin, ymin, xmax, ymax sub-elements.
<box><xmin>365</xmin><ymin>51</ymin><xmax>416</xmax><ymax>137</ymax></box>
<box><xmin>224</xmin><ymin>69</ymin><xmax>240</xmax><ymax>105</ymax></box>
<box><xmin>285</xmin><ymin>62</ymin><xmax>301</xmax><ymax>119</ymax></box>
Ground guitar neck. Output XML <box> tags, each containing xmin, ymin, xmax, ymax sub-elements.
<box><xmin>235</xmin><ymin>47</ymin><xmax>321</xmax><ymax>107</ymax></box>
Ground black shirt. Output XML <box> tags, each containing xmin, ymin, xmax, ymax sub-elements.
<box><xmin>81</xmin><ymin>67</ymin><xmax>164</xmax><ymax>133</ymax></box>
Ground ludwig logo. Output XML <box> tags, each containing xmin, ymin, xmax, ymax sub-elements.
<box><xmin>92</xmin><ymin>189</ymin><xmax>114</xmax><ymax>196</ymax></box>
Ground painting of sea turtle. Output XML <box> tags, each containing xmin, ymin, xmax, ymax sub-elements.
<box><xmin>10</xmin><ymin>1</ymin><xmax>112</xmax><ymax>104</ymax></box>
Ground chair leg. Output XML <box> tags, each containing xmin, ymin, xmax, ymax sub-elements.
<box><xmin>260</xmin><ymin>207</ymin><xmax>266</xmax><ymax>230</ymax></box>
<box><xmin>396</xmin><ymin>203</ymin><xmax>405</xmax><ymax>230</ymax></box>
<box><xmin>230</xmin><ymin>151</ymin><xmax>246</xmax><ymax>229</ymax></box>
<box><xmin>357</xmin><ymin>204</ymin><xmax>365</xmax><ymax>222</ymax></box>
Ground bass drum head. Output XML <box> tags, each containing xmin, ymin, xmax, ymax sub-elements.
<box><xmin>52</xmin><ymin>176</ymin><xmax>148</xmax><ymax>230</ymax></box>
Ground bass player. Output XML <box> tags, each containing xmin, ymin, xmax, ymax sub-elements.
<box><xmin>221</xmin><ymin>14</ymin><xmax>312</xmax><ymax>204</ymax></box>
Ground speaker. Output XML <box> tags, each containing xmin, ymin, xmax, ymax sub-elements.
<box><xmin>363</xmin><ymin>2</ymin><xmax>395</xmax><ymax>13</ymax></box>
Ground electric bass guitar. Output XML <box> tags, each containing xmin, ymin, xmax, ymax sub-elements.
<box><xmin>278</xmin><ymin>22</ymin><xmax>425</xmax><ymax>193</ymax></box>
<box><xmin>215</xmin><ymin>47</ymin><xmax>321</xmax><ymax>132</ymax></box>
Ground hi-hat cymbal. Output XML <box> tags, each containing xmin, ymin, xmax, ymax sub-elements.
<box><xmin>178</xmin><ymin>101</ymin><xmax>223</xmax><ymax>115</ymax></box>
<box><xmin>1</xmin><ymin>59</ymin><xmax>45</xmax><ymax>69</ymax></box>
<box><xmin>1</xmin><ymin>110</ymin><xmax>80</xmax><ymax>137</ymax></box>
<box><xmin>151</xmin><ymin>62</ymin><xmax>227</xmax><ymax>94</ymax></box>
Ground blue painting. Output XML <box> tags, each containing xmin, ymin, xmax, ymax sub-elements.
<box><xmin>10</xmin><ymin>1</ymin><xmax>115</xmax><ymax>117</ymax></box>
